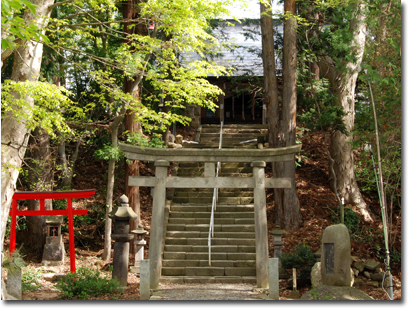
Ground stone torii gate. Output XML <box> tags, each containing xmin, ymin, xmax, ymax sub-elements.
<box><xmin>119</xmin><ymin>142</ymin><xmax>302</xmax><ymax>289</ymax></box>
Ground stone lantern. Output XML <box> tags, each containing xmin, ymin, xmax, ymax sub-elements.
<box><xmin>109</xmin><ymin>195</ymin><xmax>138</xmax><ymax>287</ymax></box>
<box><xmin>270</xmin><ymin>225</ymin><xmax>285</xmax><ymax>261</ymax></box>
<box><xmin>130</xmin><ymin>226</ymin><xmax>148</xmax><ymax>274</ymax></box>
<box><xmin>270</xmin><ymin>225</ymin><xmax>288</xmax><ymax>279</ymax></box>
<box><xmin>42</xmin><ymin>216</ymin><xmax>65</xmax><ymax>266</ymax></box>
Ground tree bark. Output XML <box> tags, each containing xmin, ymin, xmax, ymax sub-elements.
<box><xmin>318</xmin><ymin>2</ymin><xmax>372</xmax><ymax>221</ymax></box>
<box><xmin>102</xmin><ymin>113</ymin><xmax>125</xmax><ymax>261</ymax></box>
<box><xmin>122</xmin><ymin>0</ymin><xmax>148</xmax><ymax>238</ymax></box>
<box><xmin>1</xmin><ymin>0</ymin><xmax>55</xmax><ymax>254</ymax></box>
<box><xmin>273</xmin><ymin>0</ymin><xmax>302</xmax><ymax>230</ymax></box>
<box><xmin>260</xmin><ymin>2</ymin><xmax>280</xmax><ymax>149</ymax></box>
<box><xmin>25</xmin><ymin>128</ymin><xmax>54</xmax><ymax>254</ymax></box>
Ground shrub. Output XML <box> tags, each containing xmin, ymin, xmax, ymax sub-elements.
<box><xmin>56</xmin><ymin>267</ymin><xmax>120</xmax><ymax>300</ymax></box>
<box><xmin>22</xmin><ymin>268</ymin><xmax>42</xmax><ymax>291</ymax></box>
<box><xmin>331</xmin><ymin>206</ymin><xmax>360</xmax><ymax>234</ymax></box>
<box><xmin>281</xmin><ymin>244</ymin><xmax>316</xmax><ymax>281</ymax></box>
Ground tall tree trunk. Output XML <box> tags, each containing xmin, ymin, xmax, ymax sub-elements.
<box><xmin>273</xmin><ymin>0</ymin><xmax>302</xmax><ymax>230</ymax></box>
<box><xmin>122</xmin><ymin>0</ymin><xmax>148</xmax><ymax>240</ymax></box>
<box><xmin>318</xmin><ymin>2</ymin><xmax>372</xmax><ymax>221</ymax></box>
<box><xmin>102</xmin><ymin>114</ymin><xmax>125</xmax><ymax>261</ymax></box>
<box><xmin>58</xmin><ymin>133</ymin><xmax>83</xmax><ymax>188</ymax></box>
<box><xmin>25</xmin><ymin>128</ymin><xmax>54</xmax><ymax>254</ymax></box>
<box><xmin>260</xmin><ymin>1</ymin><xmax>280</xmax><ymax>149</ymax></box>
<box><xmin>1</xmin><ymin>0</ymin><xmax>54</xmax><ymax>254</ymax></box>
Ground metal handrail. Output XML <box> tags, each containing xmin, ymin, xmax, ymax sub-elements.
<box><xmin>208</xmin><ymin>121</ymin><xmax>223</xmax><ymax>266</ymax></box>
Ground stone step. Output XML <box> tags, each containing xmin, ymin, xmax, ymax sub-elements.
<box><xmin>169</xmin><ymin>211</ymin><xmax>254</xmax><ymax>219</ymax></box>
<box><xmin>166</xmin><ymin>224</ymin><xmax>255</xmax><ymax>233</ymax></box>
<box><xmin>168</xmin><ymin>217</ymin><xmax>254</xmax><ymax>225</ymax></box>
<box><xmin>173</xmin><ymin>192</ymin><xmax>253</xmax><ymax>198</ymax></box>
<box><xmin>164</xmin><ymin>245</ymin><xmax>255</xmax><ymax>253</ymax></box>
<box><xmin>176</xmin><ymin>167</ymin><xmax>253</xmax><ymax>175</ymax></box>
<box><xmin>166</xmin><ymin>231</ymin><xmax>255</xmax><ymax>239</ymax></box>
<box><xmin>170</xmin><ymin>204</ymin><xmax>254</xmax><ymax>212</ymax></box>
<box><xmin>163</xmin><ymin>252</ymin><xmax>256</xmax><ymax>261</ymax></box>
<box><xmin>185</xmin><ymin>144</ymin><xmax>258</xmax><ymax>149</ymax></box>
<box><xmin>200</xmin><ymin>135</ymin><xmax>263</xmax><ymax>141</ymax></box>
<box><xmin>173</xmin><ymin>188</ymin><xmax>253</xmax><ymax>194</ymax></box>
<box><xmin>200</xmin><ymin>125</ymin><xmax>268</xmax><ymax>134</ymax></box>
<box><xmin>159</xmin><ymin>276</ymin><xmax>257</xmax><ymax>284</ymax></box>
<box><xmin>162</xmin><ymin>259</ymin><xmax>256</xmax><ymax>268</ymax></box>
<box><xmin>161</xmin><ymin>267</ymin><xmax>256</xmax><ymax>277</ymax></box>
<box><xmin>172</xmin><ymin>196</ymin><xmax>253</xmax><ymax>204</ymax></box>
<box><xmin>177</xmin><ymin>162</ymin><xmax>249</xmax><ymax>168</ymax></box>
<box><xmin>176</xmin><ymin>171</ymin><xmax>253</xmax><ymax>178</ymax></box>
<box><xmin>165</xmin><ymin>237</ymin><xmax>255</xmax><ymax>246</ymax></box>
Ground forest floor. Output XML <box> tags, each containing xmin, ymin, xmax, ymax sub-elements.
<box><xmin>4</xmin><ymin>127</ymin><xmax>401</xmax><ymax>301</ymax></box>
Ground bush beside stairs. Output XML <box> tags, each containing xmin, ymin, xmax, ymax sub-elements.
<box><xmin>160</xmin><ymin>124</ymin><xmax>268</xmax><ymax>284</ymax></box>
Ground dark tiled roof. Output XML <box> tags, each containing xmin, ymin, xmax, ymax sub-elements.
<box><xmin>181</xmin><ymin>19</ymin><xmax>283</xmax><ymax>77</ymax></box>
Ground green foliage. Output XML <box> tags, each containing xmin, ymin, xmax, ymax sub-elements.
<box><xmin>125</xmin><ymin>131</ymin><xmax>166</xmax><ymax>149</ymax></box>
<box><xmin>390</xmin><ymin>250</ymin><xmax>401</xmax><ymax>265</ymax></box>
<box><xmin>1</xmin><ymin>0</ymin><xmax>49</xmax><ymax>51</ymax></box>
<box><xmin>22</xmin><ymin>268</ymin><xmax>43</xmax><ymax>291</ymax></box>
<box><xmin>56</xmin><ymin>267</ymin><xmax>120</xmax><ymax>300</ymax></box>
<box><xmin>2</xmin><ymin>248</ymin><xmax>27</xmax><ymax>276</ymax></box>
<box><xmin>4</xmin><ymin>215</ymin><xmax>27</xmax><ymax>238</ymax></box>
<box><xmin>1</xmin><ymin>80</ymin><xmax>84</xmax><ymax>137</ymax></box>
<box><xmin>281</xmin><ymin>244</ymin><xmax>316</xmax><ymax>280</ymax></box>
<box><xmin>73</xmin><ymin>214</ymin><xmax>94</xmax><ymax>228</ymax></box>
<box><xmin>300</xmin><ymin>106</ymin><xmax>348</xmax><ymax>135</ymax></box>
<box><xmin>94</xmin><ymin>145</ymin><xmax>125</xmax><ymax>162</ymax></box>
<box><xmin>331</xmin><ymin>207</ymin><xmax>360</xmax><ymax>234</ymax></box>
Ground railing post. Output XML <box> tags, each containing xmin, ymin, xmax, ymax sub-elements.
<box><xmin>149</xmin><ymin>159</ymin><xmax>170</xmax><ymax>289</ymax></box>
<box><xmin>251</xmin><ymin>161</ymin><xmax>269</xmax><ymax>288</ymax></box>
<box><xmin>9</xmin><ymin>198</ymin><xmax>17</xmax><ymax>253</ymax></box>
<box><xmin>67</xmin><ymin>198</ymin><xmax>76</xmax><ymax>273</ymax></box>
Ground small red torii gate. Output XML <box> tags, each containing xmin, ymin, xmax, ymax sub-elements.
<box><xmin>9</xmin><ymin>189</ymin><xmax>96</xmax><ymax>273</ymax></box>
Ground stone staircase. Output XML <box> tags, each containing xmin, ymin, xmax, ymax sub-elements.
<box><xmin>160</xmin><ymin>124</ymin><xmax>268</xmax><ymax>284</ymax></box>
<box><xmin>186</xmin><ymin>124</ymin><xmax>268</xmax><ymax>149</ymax></box>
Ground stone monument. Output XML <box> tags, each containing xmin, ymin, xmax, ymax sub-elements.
<box><xmin>321</xmin><ymin>224</ymin><xmax>351</xmax><ymax>286</ymax></box>
<box><xmin>42</xmin><ymin>216</ymin><xmax>65</xmax><ymax>266</ymax></box>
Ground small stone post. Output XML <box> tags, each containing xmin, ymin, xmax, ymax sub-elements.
<box><xmin>109</xmin><ymin>195</ymin><xmax>138</xmax><ymax>287</ymax></box>
<box><xmin>140</xmin><ymin>259</ymin><xmax>150</xmax><ymax>300</ymax></box>
<box><xmin>269</xmin><ymin>258</ymin><xmax>279</xmax><ymax>300</ymax></box>
<box><xmin>252</xmin><ymin>161</ymin><xmax>269</xmax><ymax>288</ymax></box>
<box><xmin>149</xmin><ymin>160</ymin><xmax>170</xmax><ymax>289</ymax></box>
<box><xmin>6</xmin><ymin>269</ymin><xmax>22</xmax><ymax>300</ymax></box>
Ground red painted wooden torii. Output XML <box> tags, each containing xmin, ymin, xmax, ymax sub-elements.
<box><xmin>9</xmin><ymin>189</ymin><xmax>96</xmax><ymax>273</ymax></box>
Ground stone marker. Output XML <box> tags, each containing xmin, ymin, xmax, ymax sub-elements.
<box><xmin>268</xmin><ymin>258</ymin><xmax>279</xmax><ymax>300</ymax></box>
<box><xmin>311</xmin><ymin>262</ymin><xmax>323</xmax><ymax>288</ymax></box>
<box><xmin>6</xmin><ymin>269</ymin><xmax>22</xmax><ymax>300</ymax></box>
<box><xmin>321</xmin><ymin>224</ymin><xmax>351</xmax><ymax>286</ymax></box>
<box><xmin>140</xmin><ymin>259</ymin><xmax>150</xmax><ymax>300</ymax></box>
